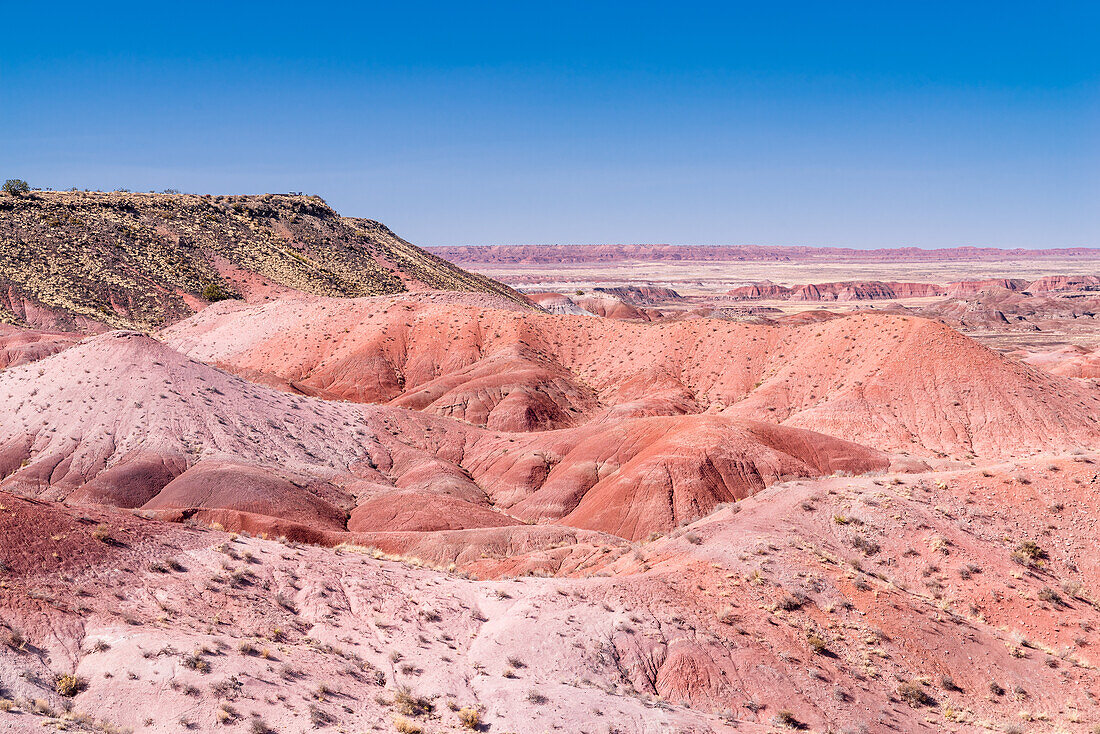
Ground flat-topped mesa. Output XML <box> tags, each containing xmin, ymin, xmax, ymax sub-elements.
<box><xmin>0</xmin><ymin>190</ymin><xmax>527</xmax><ymax>331</ymax></box>
<box><xmin>592</xmin><ymin>285</ymin><xmax>684</xmax><ymax>303</ymax></box>
<box><xmin>945</xmin><ymin>278</ymin><xmax>1030</xmax><ymax>297</ymax></box>
<box><xmin>726</xmin><ymin>282</ymin><xmax>793</xmax><ymax>300</ymax></box>
<box><xmin>789</xmin><ymin>281</ymin><xmax>945</xmax><ymax>301</ymax></box>
<box><xmin>1026</xmin><ymin>274</ymin><xmax>1100</xmax><ymax>293</ymax></box>
<box><xmin>728</xmin><ymin>280</ymin><xmax>945</xmax><ymax>301</ymax></box>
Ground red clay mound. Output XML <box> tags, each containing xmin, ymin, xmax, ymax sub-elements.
<box><xmin>67</xmin><ymin>452</ymin><xmax>182</xmax><ymax>508</ymax></box>
<box><xmin>1018</xmin><ymin>345</ymin><xmax>1100</xmax><ymax>379</ymax></box>
<box><xmin>164</xmin><ymin>295</ymin><xmax>1100</xmax><ymax>457</ymax></box>
<box><xmin>572</xmin><ymin>294</ymin><xmax>651</xmax><ymax>320</ymax></box>
<box><xmin>527</xmin><ymin>292</ymin><xmax>596</xmax><ymax>316</ymax></box>
<box><xmin>0</xmin><ymin>331</ymin><xmax>425</xmax><ymax>530</ymax></box>
<box><xmin>919</xmin><ymin>287</ymin><xmax>1100</xmax><ymax>331</ymax></box>
<box><xmin>790</xmin><ymin>281</ymin><xmax>944</xmax><ymax>301</ymax></box>
<box><xmin>0</xmin><ymin>328</ymin><xmax>889</xmax><ymax>541</ymax></box>
<box><xmin>731</xmin><ymin>313</ymin><xmax>1100</xmax><ymax>455</ymax></box>
<box><xmin>462</xmin><ymin>415</ymin><xmax>889</xmax><ymax>541</ymax></box>
<box><xmin>552</xmin><ymin>417</ymin><xmax>889</xmax><ymax>539</ymax></box>
<box><xmin>0</xmin><ymin>325</ymin><xmax>82</xmax><ymax>368</ymax></box>
<box><xmin>142</xmin><ymin>460</ymin><xmax>349</xmax><ymax>531</ymax></box>
<box><xmin>527</xmin><ymin>292</ymin><xmax>652</xmax><ymax>320</ymax></box>
<box><xmin>593</xmin><ymin>285</ymin><xmax>683</xmax><ymax>303</ymax></box>
<box><xmin>348</xmin><ymin>491</ymin><xmax>520</xmax><ymax>532</ymax></box>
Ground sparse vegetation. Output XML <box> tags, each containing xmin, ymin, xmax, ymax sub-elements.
<box><xmin>776</xmin><ymin>591</ymin><xmax>805</xmax><ymax>611</ymax></box>
<box><xmin>55</xmin><ymin>673</ymin><xmax>87</xmax><ymax>697</ymax></box>
<box><xmin>773</xmin><ymin>710</ymin><xmax>805</xmax><ymax>729</ymax></box>
<box><xmin>181</xmin><ymin>652</ymin><xmax>211</xmax><ymax>673</ymax></box>
<box><xmin>458</xmin><ymin>706</ymin><xmax>482</xmax><ymax>729</ymax></box>
<box><xmin>2</xmin><ymin>179</ymin><xmax>30</xmax><ymax>195</ymax></box>
<box><xmin>393</xmin><ymin>715</ymin><xmax>423</xmax><ymax>734</ymax></box>
<box><xmin>202</xmin><ymin>282</ymin><xmax>238</xmax><ymax>302</ymax></box>
<box><xmin>1011</xmin><ymin>540</ymin><xmax>1048</xmax><ymax>568</ymax></box>
<box><xmin>806</xmin><ymin>633</ymin><xmax>829</xmax><ymax>655</ymax></box>
<box><xmin>897</xmin><ymin>681</ymin><xmax>935</xmax><ymax>707</ymax></box>
<box><xmin>393</xmin><ymin>685</ymin><xmax>431</xmax><ymax>716</ymax></box>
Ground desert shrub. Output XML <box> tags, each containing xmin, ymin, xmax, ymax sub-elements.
<box><xmin>897</xmin><ymin>681</ymin><xmax>935</xmax><ymax>707</ymax></box>
<box><xmin>393</xmin><ymin>685</ymin><xmax>431</xmax><ymax>716</ymax></box>
<box><xmin>806</xmin><ymin>633</ymin><xmax>829</xmax><ymax>655</ymax></box>
<box><xmin>55</xmin><ymin>674</ymin><xmax>87</xmax><ymax>697</ymax></box>
<box><xmin>392</xmin><ymin>716</ymin><xmax>422</xmax><ymax>734</ymax></box>
<box><xmin>215</xmin><ymin>705</ymin><xmax>238</xmax><ymax>724</ymax></box>
<box><xmin>1037</xmin><ymin>587</ymin><xmax>1063</xmax><ymax>606</ymax></box>
<box><xmin>309</xmin><ymin>703</ymin><xmax>335</xmax><ymax>726</ymax></box>
<box><xmin>850</xmin><ymin>534</ymin><xmax>880</xmax><ymax>556</ymax></box>
<box><xmin>275</xmin><ymin>593</ymin><xmax>297</xmax><ymax>613</ymax></box>
<box><xmin>2</xmin><ymin>179</ymin><xmax>30</xmax><ymax>195</ymax></box>
<box><xmin>776</xmin><ymin>592</ymin><xmax>804</xmax><ymax>611</ymax></box>
<box><xmin>5</xmin><ymin>627</ymin><xmax>26</xmax><ymax>651</ymax></box>
<box><xmin>91</xmin><ymin>524</ymin><xmax>113</xmax><ymax>543</ymax></box>
<box><xmin>202</xmin><ymin>283</ymin><xmax>238</xmax><ymax>302</ymax></box>
<box><xmin>457</xmin><ymin>706</ymin><xmax>481</xmax><ymax>729</ymax></box>
<box><xmin>773</xmin><ymin>710</ymin><xmax>805</xmax><ymax>729</ymax></box>
<box><xmin>181</xmin><ymin>652</ymin><xmax>211</xmax><ymax>673</ymax></box>
<box><xmin>526</xmin><ymin>690</ymin><xmax>548</xmax><ymax>705</ymax></box>
<box><xmin>1011</xmin><ymin>540</ymin><xmax>1047</xmax><ymax>568</ymax></box>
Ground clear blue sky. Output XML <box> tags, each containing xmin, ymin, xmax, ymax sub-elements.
<box><xmin>3</xmin><ymin>1</ymin><xmax>1097</xmax><ymax>247</ymax></box>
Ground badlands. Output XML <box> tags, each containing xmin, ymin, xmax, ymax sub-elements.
<box><xmin>2</xmin><ymin>191</ymin><xmax>1100</xmax><ymax>733</ymax></box>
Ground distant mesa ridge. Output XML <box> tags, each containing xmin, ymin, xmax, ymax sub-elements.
<box><xmin>725</xmin><ymin>275</ymin><xmax>1099</xmax><ymax>301</ymax></box>
<box><xmin>429</xmin><ymin>243</ymin><xmax>1100</xmax><ymax>264</ymax></box>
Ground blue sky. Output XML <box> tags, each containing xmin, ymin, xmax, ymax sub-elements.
<box><xmin>3</xmin><ymin>2</ymin><xmax>1097</xmax><ymax>247</ymax></box>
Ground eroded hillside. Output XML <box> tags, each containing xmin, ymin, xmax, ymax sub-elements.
<box><xmin>0</xmin><ymin>190</ymin><xmax>526</xmax><ymax>331</ymax></box>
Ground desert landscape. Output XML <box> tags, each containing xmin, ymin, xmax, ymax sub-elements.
<box><xmin>3</xmin><ymin>3</ymin><xmax>1097</xmax><ymax>731</ymax></box>
<box><xmin>434</xmin><ymin>245</ymin><xmax>1100</xmax><ymax>360</ymax></box>
<box><xmin>0</xmin><ymin>188</ymin><xmax>1097</xmax><ymax>734</ymax></box>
